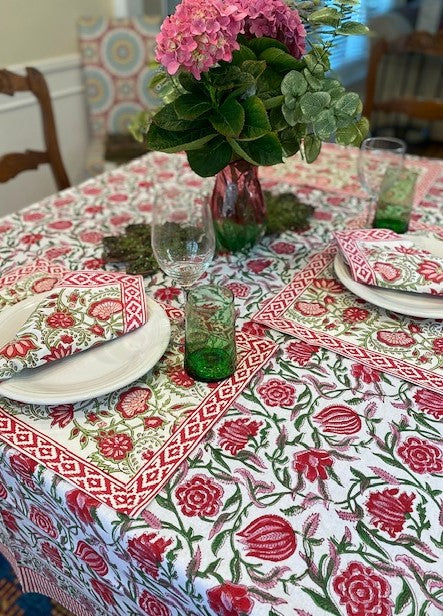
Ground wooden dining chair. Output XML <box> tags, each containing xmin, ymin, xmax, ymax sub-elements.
<box><xmin>363</xmin><ymin>31</ymin><xmax>443</xmax><ymax>157</ymax></box>
<box><xmin>0</xmin><ymin>67</ymin><xmax>70</xmax><ymax>190</ymax></box>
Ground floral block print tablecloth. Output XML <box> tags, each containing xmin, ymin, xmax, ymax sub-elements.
<box><xmin>0</xmin><ymin>147</ymin><xmax>441</xmax><ymax>616</ymax></box>
<box><xmin>259</xmin><ymin>142</ymin><xmax>441</xmax><ymax>206</ymax></box>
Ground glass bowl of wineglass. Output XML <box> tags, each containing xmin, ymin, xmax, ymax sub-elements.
<box><xmin>151</xmin><ymin>191</ymin><xmax>216</xmax><ymax>299</ymax></box>
<box><xmin>358</xmin><ymin>136</ymin><xmax>407</xmax><ymax>230</ymax></box>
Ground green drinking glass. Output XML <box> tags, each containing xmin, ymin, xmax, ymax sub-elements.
<box><xmin>184</xmin><ymin>285</ymin><xmax>237</xmax><ymax>382</ymax></box>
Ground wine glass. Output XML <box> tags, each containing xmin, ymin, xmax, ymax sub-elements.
<box><xmin>151</xmin><ymin>191</ymin><xmax>216</xmax><ymax>300</ymax></box>
<box><xmin>358</xmin><ymin>137</ymin><xmax>407</xmax><ymax>225</ymax></box>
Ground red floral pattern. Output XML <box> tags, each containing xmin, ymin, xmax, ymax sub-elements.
<box><xmin>366</xmin><ymin>489</ymin><xmax>415</xmax><ymax>537</ymax></box>
<box><xmin>65</xmin><ymin>489</ymin><xmax>100</xmax><ymax>524</ymax></box>
<box><xmin>333</xmin><ymin>561</ymin><xmax>393</xmax><ymax>616</ymax></box>
<box><xmin>293</xmin><ymin>449</ymin><xmax>333</xmax><ymax>481</ymax></box>
<box><xmin>139</xmin><ymin>590</ymin><xmax>171</xmax><ymax>616</ymax></box>
<box><xmin>176</xmin><ymin>475</ymin><xmax>223</xmax><ymax>517</ymax></box>
<box><xmin>237</xmin><ymin>515</ymin><xmax>296</xmax><ymax>561</ymax></box>
<box><xmin>127</xmin><ymin>533</ymin><xmax>173</xmax><ymax>579</ymax></box>
<box><xmin>285</xmin><ymin>341</ymin><xmax>319</xmax><ymax>365</ymax></box>
<box><xmin>29</xmin><ymin>505</ymin><xmax>58</xmax><ymax>538</ymax></box>
<box><xmin>207</xmin><ymin>582</ymin><xmax>254</xmax><ymax>616</ymax></box>
<box><xmin>97</xmin><ymin>430</ymin><xmax>134</xmax><ymax>461</ymax></box>
<box><xmin>414</xmin><ymin>388</ymin><xmax>443</xmax><ymax>418</ymax></box>
<box><xmin>218</xmin><ymin>418</ymin><xmax>261</xmax><ymax>455</ymax></box>
<box><xmin>397</xmin><ymin>437</ymin><xmax>443</xmax><ymax>473</ymax></box>
<box><xmin>257</xmin><ymin>378</ymin><xmax>296</xmax><ymax>407</ymax></box>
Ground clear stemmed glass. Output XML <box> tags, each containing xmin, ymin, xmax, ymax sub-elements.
<box><xmin>357</xmin><ymin>136</ymin><xmax>407</xmax><ymax>226</ymax></box>
<box><xmin>151</xmin><ymin>191</ymin><xmax>216</xmax><ymax>299</ymax></box>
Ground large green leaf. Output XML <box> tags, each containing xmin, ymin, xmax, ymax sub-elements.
<box><xmin>337</xmin><ymin>21</ymin><xmax>370</xmax><ymax>35</ymax></box>
<box><xmin>259</xmin><ymin>48</ymin><xmax>304</xmax><ymax>73</ymax></box>
<box><xmin>210</xmin><ymin>65</ymin><xmax>254</xmax><ymax>91</ymax></box>
<box><xmin>187</xmin><ymin>137</ymin><xmax>232</xmax><ymax>177</ymax></box>
<box><xmin>314</xmin><ymin>109</ymin><xmax>337</xmax><ymax>140</ymax></box>
<box><xmin>174</xmin><ymin>94</ymin><xmax>212</xmax><ymax>120</ymax></box>
<box><xmin>282</xmin><ymin>103</ymin><xmax>304</xmax><ymax>127</ymax></box>
<box><xmin>240</xmin><ymin>96</ymin><xmax>271</xmax><ymax>140</ymax></box>
<box><xmin>146</xmin><ymin>123</ymin><xmax>216</xmax><ymax>153</ymax></box>
<box><xmin>334</xmin><ymin>91</ymin><xmax>360</xmax><ymax>116</ymax></box>
<box><xmin>178</xmin><ymin>71</ymin><xmax>205</xmax><ymax>94</ymax></box>
<box><xmin>228</xmin><ymin>133</ymin><xmax>283</xmax><ymax>166</ymax></box>
<box><xmin>308</xmin><ymin>7</ymin><xmax>341</xmax><ymax>27</ymax></box>
<box><xmin>269</xmin><ymin>106</ymin><xmax>288</xmax><ymax>132</ymax></box>
<box><xmin>300</xmin><ymin>91</ymin><xmax>331</xmax><ymax>120</ymax></box>
<box><xmin>335</xmin><ymin>123</ymin><xmax>358</xmax><ymax>145</ymax></box>
<box><xmin>280</xmin><ymin>125</ymin><xmax>304</xmax><ymax>157</ymax></box>
<box><xmin>152</xmin><ymin>102</ymin><xmax>203</xmax><ymax>132</ymax></box>
<box><xmin>231</xmin><ymin>44</ymin><xmax>256</xmax><ymax>65</ymax></box>
<box><xmin>303</xmin><ymin>134</ymin><xmax>322</xmax><ymax>163</ymax></box>
<box><xmin>245</xmin><ymin>36</ymin><xmax>288</xmax><ymax>55</ymax></box>
<box><xmin>256</xmin><ymin>67</ymin><xmax>283</xmax><ymax>100</ymax></box>
<box><xmin>241</xmin><ymin>60</ymin><xmax>267</xmax><ymax>79</ymax></box>
<box><xmin>210</xmin><ymin>99</ymin><xmax>245</xmax><ymax>137</ymax></box>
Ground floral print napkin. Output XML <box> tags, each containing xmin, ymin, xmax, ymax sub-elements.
<box><xmin>334</xmin><ymin>228</ymin><xmax>443</xmax><ymax>295</ymax></box>
<box><xmin>0</xmin><ymin>267</ymin><xmax>148</xmax><ymax>380</ymax></box>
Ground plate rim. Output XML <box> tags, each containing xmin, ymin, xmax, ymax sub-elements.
<box><xmin>334</xmin><ymin>251</ymin><xmax>443</xmax><ymax>319</ymax></box>
<box><xmin>0</xmin><ymin>295</ymin><xmax>171</xmax><ymax>405</ymax></box>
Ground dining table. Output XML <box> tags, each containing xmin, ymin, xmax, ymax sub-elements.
<box><xmin>0</xmin><ymin>142</ymin><xmax>442</xmax><ymax>616</ymax></box>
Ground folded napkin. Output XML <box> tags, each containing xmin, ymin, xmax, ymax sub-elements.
<box><xmin>334</xmin><ymin>228</ymin><xmax>443</xmax><ymax>295</ymax></box>
<box><xmin>0</xmin><ymin>268</ymin><xmax>148</xmax><ymax>380</ymax></box>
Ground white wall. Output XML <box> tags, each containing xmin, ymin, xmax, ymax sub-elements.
<box><xmin>0</xmin><ymin>0</ymin><xmax>115</xmax><ymax>217</ymax></box>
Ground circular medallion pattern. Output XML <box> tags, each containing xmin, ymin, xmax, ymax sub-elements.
<box><xmin>101</xmin><ymin>29</ymin><xmax>144</xmax><ymax>76</ymax></box>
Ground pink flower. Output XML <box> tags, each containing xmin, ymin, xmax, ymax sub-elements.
<box><xmin>29</xmin><ymin>505</ymin><xmax>58</xmax><ymax>539</ymax></box>
<box><xmin>414</xmin><ymin>388</ymin><xmax>443</xmax><ymax>419</ymax></box>
<box><xmin>97</xmin><ymin>430</ymin><xmax>133</xmax><ymax>461</ymax></box>
<box><xmin>271</xmin><ymin>241</ymin><xmax>295</xmax><ymax>255</ymax></box>
<box><xmin>41</xmin><ymin>542</ymin><xmax>63</xmax><ymax>570</ymax></box>
<box><xmin>333</xmin><ymin>561</ymin><xmax>393</xmax><ymax>616</ymax></box>
<box><xmin>139</xmin><ymin>590</ymin><xmax>171</xmax><ymax>615</ymax></box>
<box><xmin>176</xmin><ymin>474</ymin><xmax>223</xmax><ymax>517</ymax></box>
<box><xmin>343</xmin><ymin>307</ymin><xmax>370</xmax><ymax>323</ymax></box>
<box><xmin>154</xmin><ymin>287</ymin><xmax>181</xmax><ymax>302</ymax></box>
<box><xmin>127</xmin><ymin>533</ymin><xmax>173</xmax><ymax>578</ymax></box>
<box><xmin>257</xmin><ymin>378</ymin><xmax>296</xmax><ymax>407</ymax></box>
<box><xmin>225</xmin><ymin>282</ymin><xmax>250</xmax><ymax>298</ymax></box>
<box><xmin>237</xmin><ymin>515</ymin><xmax>296</xmax><ymax>561</ymax></box>
<box><xmin>398</xmin><ymin>437</ymin><xmax>443</xmax><ymax>474</ymax></box>
<box><xmin>285</xmin><ymin>341</ymin><xmax>319</xmax><ymax>365</ymax></box>
<box><xmin>156</xmin><ymin>0</ymin><xmax>246</xmax><ymax>79</ymax></box>
<box><xmin>432</xmin><ymin>338</ymin><xmax>443</xmax><ymax>355</ymax></box>
<box><xmin>49</xmin><ymin>404</ymin><xmax>74</xmax><ymax>428</ymax></box>
<box><xmin>207</xmin><ymin>582</ymin><xmax>254</xmax><ymax>616</ymax></box>
<box><xmin>417</xmin><ymin>259</ymin><xmax>443</xmax><ymax>283</ymax></box>
<box><xmin>168</xmin><ymin>367</ymin><xmax>195</xmax><ymax>388</ymax></box>
<box><xmin>116</xmin><ymin>387</ymin><xmax>152</xmax><ymax>419</ymax></box>
<box><xmin>351</xmin><ymin>363</ymin><xmax>380</xmax><ymax>384</ymax></box>
<box><xmin>66</xmin><ymin>489</ymin><xmax>100</xmax><ymax>524</ymax></box>
<box><xmin>238</xmin><ymin>0</ymin><xmax>306</xmax><ymax>59</ymax></box>
<box><xmin>366</xmin><ymin>488</ymin><xmax>415</xmax><ymax>537</ymax></box>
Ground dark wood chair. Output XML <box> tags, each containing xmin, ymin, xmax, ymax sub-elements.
<box><xmin>363</xmin><ymin>31</ymin><xmax>443</xmax><ymax>158</ymax></box>
<box><xmin>0</xmin><ymin>67</ymin><xmax>70</xmax><ymax>190</ymax></box>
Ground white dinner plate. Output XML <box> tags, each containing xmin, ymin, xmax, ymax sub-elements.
<box><xmin>0</xmin><ymin>295</ymin><xmax>171</xmax><ymax>405</ymax></box>
<box><xmin>334</xmin><ymin>233</ymin><xmax>443</xmax><ymax>319</ymax></box>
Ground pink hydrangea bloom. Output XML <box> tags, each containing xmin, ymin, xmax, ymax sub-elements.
<box><xmin>237</xmin><ymin>0</ymin><xmax>306</xmax><ymax>59</ymax></box>
<box><xmin>156</xmin><ymin>0</ymin><xmax>247</xmax><ymax>79</ymax></box>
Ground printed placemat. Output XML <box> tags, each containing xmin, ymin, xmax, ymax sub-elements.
<box><xmin>259</xmin><ymin>142</ymin><xmax>442</xmax><ymax>205</ymax></box>
<box><xmin>252</xmin><ymin>243</ymin><xmax>443</xmax><ymax>393</ymax></box>
<box><xmin>0</xmin><ymin>265</ymin><xmax>277</xmax><ymax>517</ymax></box>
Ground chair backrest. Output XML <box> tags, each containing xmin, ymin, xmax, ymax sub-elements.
<box><xmin>77</xmin><ymin>15</ymin><xmax>163</xmax><ymax>138</ymax></box>
<box><xmin>363</xmin><ymin>30</ymin><xmax>443</xmax><ymax>126</ymax></box>
<box><xmin>0</xmin><ymin>67</ymin><xmax>70</xmax><ymax>191</ymax></box>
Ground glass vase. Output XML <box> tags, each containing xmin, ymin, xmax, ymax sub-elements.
<box><xmin>210</xmin><ymin>160</ymin><xmax>266</xmax><ymax>253</ymax></box>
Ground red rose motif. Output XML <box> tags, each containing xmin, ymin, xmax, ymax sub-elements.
<box><xmin>21</xmin><ymin>233</ymin><xmax>43</xmax><ymax>244</ymax></box>
<box><xmin>0</xmin><ymin>338</ymin><xmax>37</xmax><ymax>359</ymax></box>
<box><xmin>49</xmin><ymin>404</ymin><xmax>74</xmax><ymax>428</ymax></box>
<box><xmin>333</xmin><ymin>561</ymin><xmax>393</xmax><ymax>616</ymax></box>
<box><xmin>285</xmin><ymin>341</ymin><xmax>319</xmax><ymax>365</ymax></box>
<box><xmin>225</xmin><ymin>282</ymin><xmax>250</xmax><ymax>298</ymax></box>
<box><xmin>366</xmin><ymin>488</ymin><xmax>415</xmax><ymax>537</ymax></box>
<box><xmin>31</xmin><ymin>277</ymin><xmax>59</xmax><ymax>294</ymax></box>
<box><xmin>271</xmin><ymin>241</ymin><xmax>295</xmax><ymax>254</ymax></box>
<box><xmin>66</xmin><ymin>489</ymin><xmax>100</xmax><ymax>524</ymax></box>
<box><xmin>417</xmin><ymin>259</ymin><xmax>443</xmax><ymax>283</ymax></box>
<box><xmin>351</xmin><ymin>363</ymin><xmax>380</xmax><ymax>383</ymax></box>
<box><xmin>127</xmin><ymin>532</ymin><xmax>172</xmax><ymax>579</ymax></box>
<box><xmin>79</xmin><ymin>231</ymin><xmax>103</xmax><ymax>244</ymax></box>
<box><xmin>176</xmin><ymin>474</ymin><xmax>223</xmax><ymax>517</ymax></box>
<box><xmin>343</xmin><ymin>307</ymin><xmax>370</xmax><ymax>323</ymax></box>
<box><xmin>48</xmin><ymin>220</ymin><xmax>72</xmax><ymax>230</ymax></box>
<box><xmin>154</xmin><ymin>287</ymin><xmax>181</xmax><ymax>302</ymax></box>
<box><xmin>374</xmin><ymin>262</ymin><xmax>401</xmax><ymax>282</ymax></box>
<box><xmin>397</xmin><ymin>437</ymin><xmax>443</xmax><ymax>474</ymax></box>
<box><xmin>247</xmin><ymin>259</ymin><xmax>271</xmax><ymax>274</ymax></box>
<box><xmin>74</xmin><ymin>540</ymin><xmax>108</xmax><ymax>576</ymax></box>
<box><xmin>41</xmin><ymin>542</ymin><xmax>63</xmax><ymax>570</ymax></box>
<box><xmin>313</xmin><ymin>278</ymin><xmax>344</xmax><ymax>293</ymax></box>
<box><xmin>29</xmin><ymin>505</ymin><xmax>58</xmax><ymax>538</ymax></box>
<box><xmin>218</xmin><ymin>418</ymin><xmax>261</xmax><ymax>455</ymax></box>
<box><xmin>314</xmin><ymin>405</ymin><xmax>362</xmax><ymax>434</ymax></box>
<box><xmin>257</xmin><ymin>379</ymin><xmax>296</xmax><ymax>407</ymax></box>
<box><xmin>293</xmin><ymin>449</ymin><xmax>333</xmax><ymax>481</ymax></box>
<box><xmin>168</xmin><ymin>367</ymin><xmax>195</xmax><ymax>388</ymax></box>
<box><xmin>139</xmin><ymin>590</ymin><xmax>171</xmax><ymax>616</ymax></box>
<box><xmin>376</xmin><ymin>330</ymin><xmax>415</xmax><ymax>347</ymax></box>
<box><xmin>432</xmin><ymin>338</ymin><xmax>443</xmax><ymax>355</ymax></box>
<box><xmin>144</xmin><ymin>417</ymin><xmax>164</xmax><ymax>429</ymax></box>
<box><xmin>0</xmin><ymin>482</ymin><xmax>7</xmax><ymax>500</ymax></box>
<box><xmin>46</xmin><ymin>311</ymin><xmax>75</xmax><ymax>329</ymax></box>
<box><xmin>91</xmin><ymin>579</ymin><xmax>115</xmax><ymax>606</ymax></box>
<box><xmin>88</xmin><ymin>298</ymin><xmax>123</xmax><ymax>320</ymax></box>
<box><xmin>294</xmin><ymin>301</ymin><xmax>327</xmax><ymax>316</ymax></box>
<box><xmin>241</xmin><ymin>321</ymin><xmax>268</xmax><ymax>337</ymax></box>
<box><xmin>207</xmin><ymin>582</ymin><xmax>254</xmax><ymax>616</ymax></box>
<box><xmin>97</xmin><ymin>430</ymin><xmax>133</xmax><ymax>461</ymax></box>
<box><xmin>83</xmin><ymin>257</ymin><xmax>105</xmax><ymax>270</ymax></box>
<box><xmin>9</xmin><ymin>453</ymin><xmax>38</xmax><ymax>487</ymax></box>
<box><xmin>42</xmin><ymin>343</ymin><xmax>73</xmax><ymax>363</ymax></box>
<box><xmin>1</xmin><ymin>510</ymin><xmax>18</xmax><ymax>532</ymax></box>
<box><xmin>237</xmin><ymin>515</ymin><xmax>296</xmax><ymax>561</ymax></box>
<box><xmin>116</xmin><ymin>387</ymin><xmax>152</xmax><ymax>419</ymax></box>
<box><xmin>414</xmin><ymin>388</ymin><xmax>443</xmax><ymax>419</ymax></box>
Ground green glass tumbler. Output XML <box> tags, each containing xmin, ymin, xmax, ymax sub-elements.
<box><xmin>373</xmin><ymin>168</ymin><xmax>419</xmax><ymax>234</ymax></box>
<box><xmin>184</xmin><ymin>285</ymin><xmax>237</xmax><ymax>382</ymax></box>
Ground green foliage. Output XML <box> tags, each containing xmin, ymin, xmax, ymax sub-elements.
<box><xmin>141</xmin><ymin>0</ymin><xmax>369</xmax><ymax>177</ymax></box>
